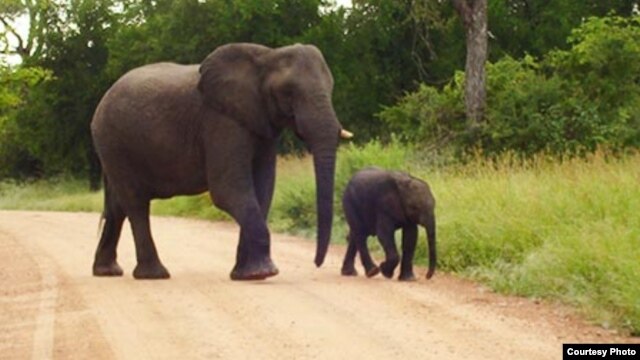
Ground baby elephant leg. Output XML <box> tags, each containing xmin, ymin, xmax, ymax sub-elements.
<box><xmin>377</xmin><ymin>222</ymin><xmax>399</xmax><ymax>279</ymax></box>
<box><xmin>398</xmin><ymin>225</ymin><xmax>418</xmax><ymax>281</ymax></box>
<box><xmin>353</xmin><ymin>233</ymin><xmax>379</xmax><ymax>277</ymax></box>
<box><xmin>341</xmin><ymin>232</ymin><xmax>358</xmax><ymax>276</ymax></box>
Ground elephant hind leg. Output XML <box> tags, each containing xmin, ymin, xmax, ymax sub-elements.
<box><xmin>377</xmin><ymin>220</ymin><xmax>399</xmax><ymax>279</ymax></box>
<box><xmin>343</xmin><ymin>199</ymin><xmax>378</xmax><ymax>277</ymax></box>
<box><xmin>127</xmin><ymin>201</ymin><xmax>170</xmax><ymax>279</ymax></box>
<box><xmin>341</xmin><ymin>232</ymin><xmax>358</xmax><ymax>276</ymax></box>
<box><xmin>93</xmin><ymin>179</ymin><xmax>126</xmax><ymax>277</ymax></box>
<box><xmin>353</xmin><ymin>233</ymin><xmax>378</xmax><ymax>278</ymax></box>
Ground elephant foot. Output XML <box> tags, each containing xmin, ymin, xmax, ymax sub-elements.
<box><xmin>230</xmin><ymin>257</ymin><xmax>279</xmax><ymax>281</ymax></box>
<box><xmin>380</xmin><ymin>259</ymin><xmax>399</xmax><ymax>279</ymax></box>
<box><xmin>426</xmin><ymin>268</ymin><xmax>435</xmax><ymax>280</ymax></box>
<box><xmin>93</xmin><ymin>261</ymin><xmax>124</xmax><ymax>277</ymax></box>
<box><xmin>341</xmin><ymin>265</ymin><xmax>358</xmax><ymax>276</ymax></box>
<box><xmin>133</xmin><ymin>261</ymin><xmax>171</xmax><ymax>280</ymax></box>
<box><xmin>398</xmin><ymin>271</ymin><xmax>416</xmax><ymax>282</ymax></box>
<box><xmin>365</xmin><ymin>265</ymin><xmax>380</xmax><ymax>278</ymax></box>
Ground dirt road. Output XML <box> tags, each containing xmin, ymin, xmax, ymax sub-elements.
<box><xmin>0</xmin><ymin>211</ymin><xmax>636</xmax><ymax>359</ymax></box>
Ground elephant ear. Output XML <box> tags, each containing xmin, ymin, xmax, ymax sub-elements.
<box><xmin>198</xmin><ymin>43</ymin><xmax>273</xmax><ymax>138</ymax></box>
<box><xmin>393</xmin><ymin>173</ymin><xmax>420</xmax><ymax>220</ymax></box>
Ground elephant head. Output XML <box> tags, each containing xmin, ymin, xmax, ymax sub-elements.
<box><xmin>198</xmin><ymin>43</ymin><xmax>349</xmax><ymax>267</ymax></box>
<box><xmin>395</xmin><ymin>174</ymin><xmax>437</xmax><ymax>279</ymax></box>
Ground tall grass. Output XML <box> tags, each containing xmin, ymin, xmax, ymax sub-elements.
<box><xmin>1</xmin><ymin>144</ymin><xmax>638</xmax><ymax>334</ymax></box>
<box><xmin>417</xmin><ymin>150</ymin><xmax>640</xmax><ymax>334</ymax></box>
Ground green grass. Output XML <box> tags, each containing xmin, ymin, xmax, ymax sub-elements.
<box><xmin>0</xmin><ymin>177</ymin><xmax>103</xmax><ymax>212</ymax></box>
<box><xmin>0</xmin><ymin>177</ymin><xmax>228</xmax><ymax>220</ymax></box>
<box><xmin>1</xmin><ymin>145</ymin><xmax>639</xmax><ymax>335</ymax></box>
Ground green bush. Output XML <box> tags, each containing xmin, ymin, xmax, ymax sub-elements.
<box><xmin>548</xmin><ymin>15</ymin><xmax>640</xmax><ymax>149</ymax></box>
<box><xmin>377</xmin><ymin>79</ymin><xmax>466</xmax><ymax>145</ymax></box>
<box><xmin>0</xmin><ymin>65</ymin><xmax>52</xmax><ymax>179</ymax></box>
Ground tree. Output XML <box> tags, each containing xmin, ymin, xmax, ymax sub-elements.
<box><xmin>452</xmin><ymin>0</ymin><xmax>487</xmax><ymax>126</ymax></box>
<box><xmin>0</xmin><ymin>0</ymin><xmax>66</xmax><ymax>65</ymax></box>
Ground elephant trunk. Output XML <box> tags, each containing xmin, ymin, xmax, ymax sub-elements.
<box><xmin>295</xmin><ymin>90</ymin><xmax>341</xmax><ymax>267</ymax></box>
<box><xmin>424</xmin><ymin>212</ymin><xmax>437</xmax><ymax>279</ymax></box>
<box><xmin>311</xmin><ymin>144</ymin><xmax>337</xmax><ymax>267</ymax></box>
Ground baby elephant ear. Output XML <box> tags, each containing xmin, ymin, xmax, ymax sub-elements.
<box><xmin>198</xmin><ymin>43</ymin><xmax>273</xmax><ymax>138</ymax></box>
<box><xmin>393</xmin><ymin>173</ymin><xmax>420</xmax><ymax>217</ymax></box>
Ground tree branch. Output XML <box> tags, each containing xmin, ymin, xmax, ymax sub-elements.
<box><xmin>0</xmin><ymin>15</ymin><xmax>27</xmax><ymax>56</ymax></box>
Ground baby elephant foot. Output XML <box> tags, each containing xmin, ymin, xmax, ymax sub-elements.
<box><xmin>93</xmin><ymin>261</ymin><xmax>123</xmax><ymax>277</ymax></box>
<box><xmin>380</xmin><ymin>259</ymin><xmax>399</xmax><ymax>279</ymax></box>
<box><xmin>133</xmin><ymin>260</ymin><xmax>170</xmax><ymax>279</ymax></box>
<box><xmin>398</xmin><ymin>271</ymin><xmax>417</xmax><ymax>282</ymax></box>
<box><xmin>365</xmin><ymin>265</ymin><xmax>380</xmax><ymax>278</ymax></box>
<box><xmin>341</xmin><ymin>265</ymin><xmax>358</xmax><ymax>276</ymax></box>
<box><xmin>230</xmin><ymin>256</ymin><xmax>279</xmax><ymax>281</ymax></box>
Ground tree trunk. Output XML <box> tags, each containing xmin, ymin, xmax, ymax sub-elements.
<box><xmin>452</xmin><ymin>0</ymin><xmax>488</xmax><ymax>127</ymax></box>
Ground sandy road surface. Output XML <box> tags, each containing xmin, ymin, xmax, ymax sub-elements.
<box><xmin>0</xmin><ymin>211</ymin><xmax>636</xmax><ymax>359</ymax></box>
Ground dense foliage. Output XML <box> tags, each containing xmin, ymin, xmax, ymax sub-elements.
<box><xmin>380</xmin><ymin>15</ymin><xmax>640</xmax><ymax>156</ymax></box>
<box><xmin>1</xmin><ymin>1</ymin><xmax>639</xmax><ymax>181</ymax></box>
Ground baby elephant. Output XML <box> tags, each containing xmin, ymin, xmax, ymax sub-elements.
<box><xmin>341</xmin><ymin>167</ymin><xmax>436</xmax><ymax>281</ymax></box>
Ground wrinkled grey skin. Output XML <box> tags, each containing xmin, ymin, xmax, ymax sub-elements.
<box><xmin>91</xmin><ymin>43</ymin><xmax>344</xmax><ymax>280</ymax></box>
<box><xmin>341</xmin><ymin>168</ymin><xmax>436</xmax><ymax>281</ymax></box>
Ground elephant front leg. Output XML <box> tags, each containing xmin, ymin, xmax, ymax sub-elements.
<box><xmin>377</xmin><ymin>220</ymin><xmax>400</xmax><ymax>279</ymax></box>
<box><xmin>398</xmin><ymin>224</ymin><xmax>418</xmax><ymax>282</ymax></box>
<box><xmin>230</xmin><ymin>208</ymin><xmax>279</xmax><ymax>280</ymax></box>
<box><xmin>205</xmin><ymin>134</ymin><xmax>278</xmax><ymax>280</ymax></box>
<box><xmin>341</xmin><ymin>231</ymin><xmax>359</xmax><ymax>276</ymax></box>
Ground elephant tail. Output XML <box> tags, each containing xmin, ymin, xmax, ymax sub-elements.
<box><xmin>96</xmin><ymin>175</ymin><xmax>108</xmax><ymax>237</ymax></box>
<box><xmin>425</xmin><ymin>211</ymin><xmax>436</xmax><ymax>279</ymax></box>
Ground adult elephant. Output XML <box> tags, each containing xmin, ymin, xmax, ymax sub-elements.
<box><xmin>91</xmin><ymin>43</ymin><xmax>351</xmax><ymax>281</ymax></box>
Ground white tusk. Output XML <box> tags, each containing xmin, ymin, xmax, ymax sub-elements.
<box><xmin>340</xmin><ymin>129</ymin><xmax>354</xmax><ymax>139</ymax></box>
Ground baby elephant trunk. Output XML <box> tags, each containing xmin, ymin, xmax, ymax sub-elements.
<box><xmin>423</xmin><ymin>212</ymin><xmax>437</xmax><ymax>279</ymax></box>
